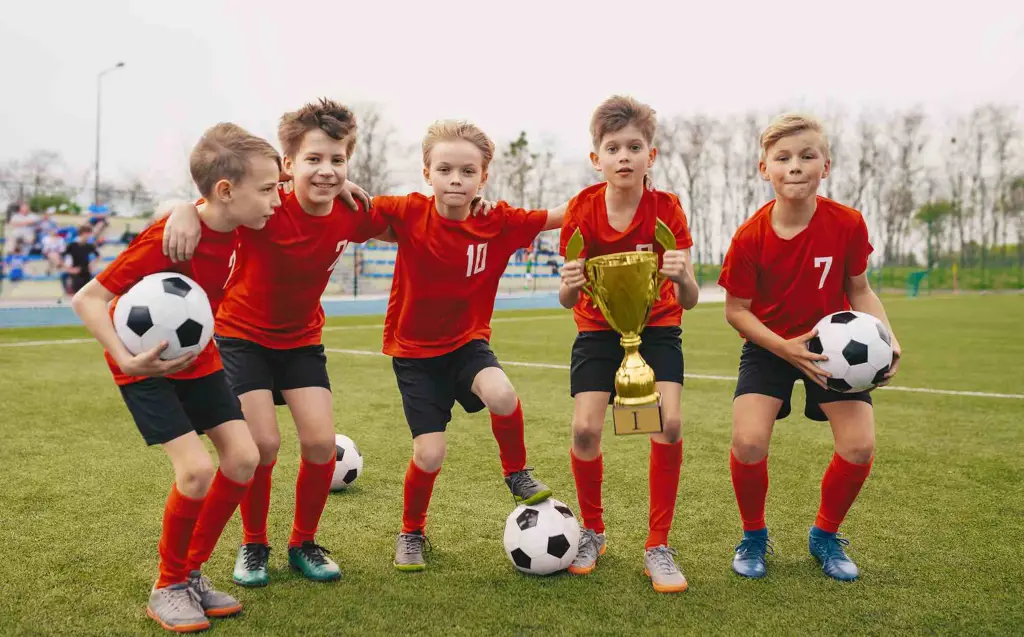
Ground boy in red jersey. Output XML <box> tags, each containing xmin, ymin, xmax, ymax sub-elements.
<box><xmin>719</xmin><ymin>113</ymin><xmax>902</xmax><ymax>582</ymax></box>
<box><xmin>71</xmin><ymin>123</ymin><xmax>280</xmax><ymax>632</ymax></box>
<box><xmin>161</xmin><ymin>99</ymin><xmax>382</xmax><ymax>586</ymax></box>
<box><xmin>367</xmin><ymin>120</ymin><xmax>568</xmax><ymax>572</ymax></box>
<box><xmin>558</xmin><ymin>96</ymin><xmax>699</xmax><ymax>593</ymax></box>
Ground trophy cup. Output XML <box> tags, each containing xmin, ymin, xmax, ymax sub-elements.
<box><xmin>565</xmin><ymin>219</ymin><xmax>677</xmax><ymax>435</ymax></box>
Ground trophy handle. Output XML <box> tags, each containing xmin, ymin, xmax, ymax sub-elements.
<box><xmin>564</xmin><ymin>227</ymin><xmax>595</xmax><ymax>298</ymax></box>
<box><xmin>654</xmin><ymin>218</ymin><xmax>676</xmax><ymax>288</ymax></box>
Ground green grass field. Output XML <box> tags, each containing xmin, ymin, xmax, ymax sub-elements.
<box><xmin>1</xmin><ymin>294</ymin><xmax>1022</xmax><ymax>636</ymax></box>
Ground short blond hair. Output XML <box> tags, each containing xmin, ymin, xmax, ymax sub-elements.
<box><xmin>590</xmin><ymin>95</ymin><xmax>657</xmax><ymax>150</ymax></box>
<box><xmin>422</xmin><ymin>120</ymin><xmax>495</xmax><ymax>170</ymax></box>
<box><xmin>760</xmin><ymin>113</ymin><xmax>830</xmax><ymax>162</ymax></box>
<box><xmin>190</xmin><ymin>123</ymin><xmax>282</xmax><ymax>198</ymax></box>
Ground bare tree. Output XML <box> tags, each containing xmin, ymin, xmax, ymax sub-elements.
<box><xmin>665</xmin><ymin>115</ymin><xmax>715</xmax><ymax>265</ymax></box>
<box><xmin>987</xmin><ymin>105</ymin><xmax>1018</xmax><ymax>255</ymax></box>
<box><xmin>348</xmin><ymin>104</ymin><xmax>398</xmax><ymax>196</ymax></box>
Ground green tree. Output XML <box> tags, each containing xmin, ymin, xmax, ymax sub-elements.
<box><xmin>915</xmin><ymin>200</ymin><xmax>955</xmax><ymax>268</ymax></box>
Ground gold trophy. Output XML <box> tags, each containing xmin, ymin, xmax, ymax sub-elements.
<box><xmin>565</xmin><ymin>219</ymin><xmax>677</xmax><ymax>435</ymax></box>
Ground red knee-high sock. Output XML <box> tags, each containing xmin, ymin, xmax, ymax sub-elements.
<box><xmin>185</xmin><ymin>470</ymin><xmax>252</xmax><ymax>571</ymax></box>
<box><xmin>401</xmin><ymin>459</ymin><xmax>440</xmax><ymax>534</ymax></box>
<box><xmin>646</xmin><ymin>439</ymin><xmax>683</xmax><ymax>549</ymax></box>
<box><xmin>289</xmin><ymin>456</ymin><xmax>335</xmax><ymax>547</ymax></box>
<box><xmin>570</xmin><ymin>449</ymin><xmax>604</xmax><ymax>534</ymax></box>
<box><xmin>491</xmin><ymin>400</ymin><xmax>527</xmax><ymax>476</ymax></box>
<box><xmin>240</xmin><ymin>461</ymin><xmax>275</xmax><ymax>545</ymax></box>
<box><xmin>730</xmin><ymin>451</ymin><xmax>769</xmax><ymax>532</ymax></box>
<box><xmin>156</xmin><ymin>484</ymin><xmax>205</xmax><ymax>588</ymax></box>
<box><xmin>815</xmin><ymin>452</ymin><xmax>873</xmax><ymax>533</ymax></box>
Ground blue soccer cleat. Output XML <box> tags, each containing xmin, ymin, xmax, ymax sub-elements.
<box><xmin>732</xmin><ymin>528</ymin><xmax>773</xmax><ymax>579</ymax></box>
<box><xmin>808</xmin><ymin>526</ymin><xmax>859</xmax><ymax>581</ymax></box>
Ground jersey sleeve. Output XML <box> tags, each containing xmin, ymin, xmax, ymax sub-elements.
<box><xmin>349</xmin><ymin>199</ymin><xmax>393</xmax><ymax>243</ymax></box>
<box><xmin>718</xmin><ymin>230</ymin><xmax>758</xmax><ymax>300</ymax></box>
<box><xmin>845</xmin><ymin>214</ymin><xmax>873</xmax><ymax>277</ymax></box>
<box><xmin>95</xmin><ymin>227</ymin><xmax>173</xmax><ymax>296</ymax></box>
<box><xmin>370</xmin><ymin>195</ymin><xmax>408</xmax><ymax>237</ymax></box>
<box><xmin>503</xmin><ymin>204</ymin><xmax>549</xmax><ymax>250</ymax></box>
<box><xmin>663</xmin><ymin>196</ymin><xmax>694</xmax><ymax>250</ymax></box>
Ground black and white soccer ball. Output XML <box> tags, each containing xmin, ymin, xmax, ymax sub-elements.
<box><xmin>808</xmin><ymin>310</ymin><xmax>893</xmax><ymax>393</ymax></box>
<box><xmin>330</xmin><ymin>434</ymin><xmax>363</xmax><ymax>491</ymax></box>
<box><xmin>503</xmin><ymin>498</ymin><xmax>580</xmax><ymax>575</ymax></box>
<box><xmin>112</xmin><ymin>273</ymin><xmax>214</xmax><ymax>360</ymax></box>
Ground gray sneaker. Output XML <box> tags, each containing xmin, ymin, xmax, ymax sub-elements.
<box><xmin>644</xmin><ymin>545</ymin><xmax>689</xmax><ymax>593</ymax></box>
<box><xmin>394</xmin><ymin>532</ymin><xmax>429</xmax><ymax>572</ymax></box>
<box><xmin>568</xmin><ymin>529</ymin><xmax>607</xmax><ymax>574</ymax></box>
<box><xmin>187</xmin><ymin>570</ymin><xmax>242</xmax><ymax>618</ymax></box>
<box><xmin>146</xmin><ymin>583</ymin><xmax>210</xmax><ymax>633</ymax></box>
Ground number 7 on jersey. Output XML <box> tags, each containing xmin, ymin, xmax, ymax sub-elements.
<box><xmin>814</xmin><ymin>256</ymin><xmax>833</xmax><ymax>289</ymax></box>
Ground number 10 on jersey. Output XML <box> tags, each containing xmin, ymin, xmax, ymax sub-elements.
<box><xmin>466</xmin><ymin>243</ymin><xmax>488</xmax><ymax>277</ymax></box>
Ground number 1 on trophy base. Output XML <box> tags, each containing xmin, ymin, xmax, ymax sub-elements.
<box><xmin>612</xmin><ymin>400</ymin><xmax>664</xmax><ymax>435</ymax></box>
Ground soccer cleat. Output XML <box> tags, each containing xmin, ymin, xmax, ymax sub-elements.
<box><xmin>146</xmin><ymin>583</ymin><xmax>210</xmax><ymax>633</ymax></box>
<box><xmin>394</xmin><ymin>531</ymin><xmax>431</xmax><ymax>572</ymax></box>
<box><xmin>187</xmin><ymin>571</ymin><xmax>242</xmax><ymax>618</ymax></box>
<box><xmin>288</xmin><ymin>541</ymin><xmax>342</xmax><ymax>582</ymax></box>
<box><xmin>505</xmin><ymin>467</ymin><xmax>553</xmax><ymax>505</ymax></box>
<box><xmin>568</xmin><ymin>528</ymin><xmax>607</xmax><ymax>575</ymax></box>
<box><xmin>644</xmin><ymin>545</ymin><xmax>689</xmax><ymax>593</ymax></box>
<box><xmin>809</xmin><ymin>527</ymin><xmax>859</xmax><ymax>581</ymax></box>
<box><xmin>232</xmin><ymin>543</ymin><xmax>270</xmax><ymax>588</ymax></box>
<box><xmin>732</xmin><ymin>528</ymin><xmax>774</xmax><ymax>579</ymax></box>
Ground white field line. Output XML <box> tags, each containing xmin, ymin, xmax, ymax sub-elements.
<box><xmin>1</xmin><ymin>329</ymin><xmax>1020</xmax><ymax>401</ymax></box>
<box><xmin>322</xmin><ymin>348</ymin><xmax>1023</xmax><ymax>400</ymax></box>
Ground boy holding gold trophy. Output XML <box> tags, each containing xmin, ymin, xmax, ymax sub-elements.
<box><xmin>558</xmin><ymin>96</ymin><xmax>699</xmax><ymax>593</ymax></box>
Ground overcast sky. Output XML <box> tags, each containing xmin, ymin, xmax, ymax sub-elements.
<box><xmin>2</xmin><ymin>0</ymin><xmax>1022</xmax><ymax>195</ymax></box>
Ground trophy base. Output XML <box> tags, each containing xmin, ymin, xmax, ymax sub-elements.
<box><xmin>612</xmin><ymin>399</ymin><xmax>664</xmax><ymax>435</ymax></box>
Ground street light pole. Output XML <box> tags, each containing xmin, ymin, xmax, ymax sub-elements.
<box><xmin>94</xmin><ymin>61</ymin><xmax>125</xmax><ymax>208</ymax></box>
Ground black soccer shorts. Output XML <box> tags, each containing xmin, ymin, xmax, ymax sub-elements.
<box><xmin>391</xmin><ymin>339</ymin><xmax>502</xmax><ymax>438</ymax></box>
<box><xmin>119</xmin><ymin>370</ymin><xmax>244</xmax><ymax>446</ymax></box>
<box><xmin>733</xmin><ymin>341</ymin><xmax>872</xmax><ymax>421</ymax></box>
<box><xmin>570</xmin><ymin>325</ymin><xmax>684</xmax><ymax>402</ymax></box>
<box><xmin>215</xmin><ymin>336</ymin><xmax>331</xmax><ymax>406</ymax></box>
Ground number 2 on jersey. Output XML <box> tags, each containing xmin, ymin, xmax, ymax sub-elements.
<box><xmin>466</xmin><ymin>243</ymin><xmax>487</xmax><ymax>277</ymax></box>
<box><xmin>814</xmin><ymin>256</ymin><xmax>833</xmax><ymax>289</ymax></box>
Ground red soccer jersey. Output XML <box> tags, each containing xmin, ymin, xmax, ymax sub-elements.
<box><xmin>215</xmin><ymin>191</ymin><xmax>387</xmax><ymax>349</ymax></box>
<box><xmin>718</xmin><ymin>196</ymin><xmax>873</xmax><ymax>340</ymax></box>
<box><xmin>558</xmin><ymin>183</ymin><xmax>694</xmax><ymax>332</ymax></box>
<box><xmin>373</xmin><ymin>193</ymin><xmax>548</xmax><ymax>358</ymax></box>
<box><xmin>96</xmin><ymin>216</ymin><xmax>237</xmax><ymax>386</ymax></box>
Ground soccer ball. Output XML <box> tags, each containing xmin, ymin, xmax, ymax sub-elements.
<box><xmin>808</xmin><ymin>310</ymin><xmax>893</xmax><ymax>393</ymax></box>
<box><xmin>112</xmin><ymin>273</ymin><xmax>214</xmax><ymax>360</ymax></box>
<box><xmin>503</xmin><ymin>498</ymin><xmax>580</xmax><ymax>575</ymax></box>
<box><xmin>330</xmin><ymin>434</ymin><xmax>363</xmax><ymax>491</ymax></box>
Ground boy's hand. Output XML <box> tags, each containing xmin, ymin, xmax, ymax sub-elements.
<box><xmin>779</xmin><ymin>329</ymin><xmax>830</xmax><ymax>389</ymax></box>
<box><xmin>162</xmin><ymin>203</ymin><xmax>202</xmax><ymax>263</ymax></box>
<box><xmin>471</xmin><ymin>197</ymin><xmax>495</xmax><ymax>216</ymax></box>
<box><xmin>660</xmin><ymin>249</ymin><xmax>691</xmax><ymax>285</ymax></box>
<box><xmin>339</xmin><ymin>180</ymin><xmax>371</xmax><ymax>211</ymax></box>
<box><xmin>118</xmin><ymin>341</ymin><xmax>197</xmax><ymax>378</ymax></box>
<box><xmin>560</xmin><ymin>259</ymin><xmax>587</xmax><ymax>292</ymax></box>
<box><xmin>875</xmin><ymin>336</ymin><xmax>902</xmax><ymax>387</ymax></box>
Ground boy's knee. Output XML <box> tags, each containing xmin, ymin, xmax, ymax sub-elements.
<box><xmin>572</xmin><ymin>418</ymin><xmax>603</xmax><ymax>453</ymax></box>
<box><xmin>731</xmin><ymin>435</ymin><xmax>769</xmax><ymax>464</ymax></box>
<box><xmin>176</xmin><ymin>457</ymin><xmax>216</xmax><ymax>497</ymax></box>
<box><xmin>660</xmin><ymin>417</ymin><xmax>683</xmax><ymax>444</ymax></box>
<box><xmin>486</xmin><ymin>384</ymin><xmax>520</xmax><ymax>417</ymax></box>
<box><xmin>413</xmin><ymin>441</ymin><xmax>446</xmax><ymax>472</ymax></box>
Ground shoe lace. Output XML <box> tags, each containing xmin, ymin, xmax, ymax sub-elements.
<box><xmin>188</xmin><ymin>572</ymin><xmax>211</xmax><ymax>595</ymax></box>
<box><xmin>508</xmin><ymin>467</ymin><xmax>540</xmax><ymax>493</ymax></box>
<box><xmin>818</xmin><ymin>534</ymin><xmax>851</xmax><ymax>561</ymax></box>
<box><xmin>399</xmin><ymin>533</ymin><xmax>431</xmax><ymax>555</ymax></box>
<box><xmin>647</xmin><ymin>545</ymin><xmax>680</xmax><ymax>573</ymax></box>
<box><xmin>298</xmin><ymin>541</ymin><xmax>332</xmax><ymax>566</ymax></box>
<box><xmin>735</xmin><ymin>535</ymin><xmax>775</xmax><ymax>559</ymax></box>
<box><xmin>576</xmin><ymin>529</ymin><xmax>598</xmax><ymax>561</ymax></box>
<box><xmin>243</xmin><ymin>544</ymin><xmax>270</xmax><ymax>571</ymax></box>
<box><xmin>162</xmin><ymin>584</ymin><xmax>202</xmax><ymax>614</ymax></box>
